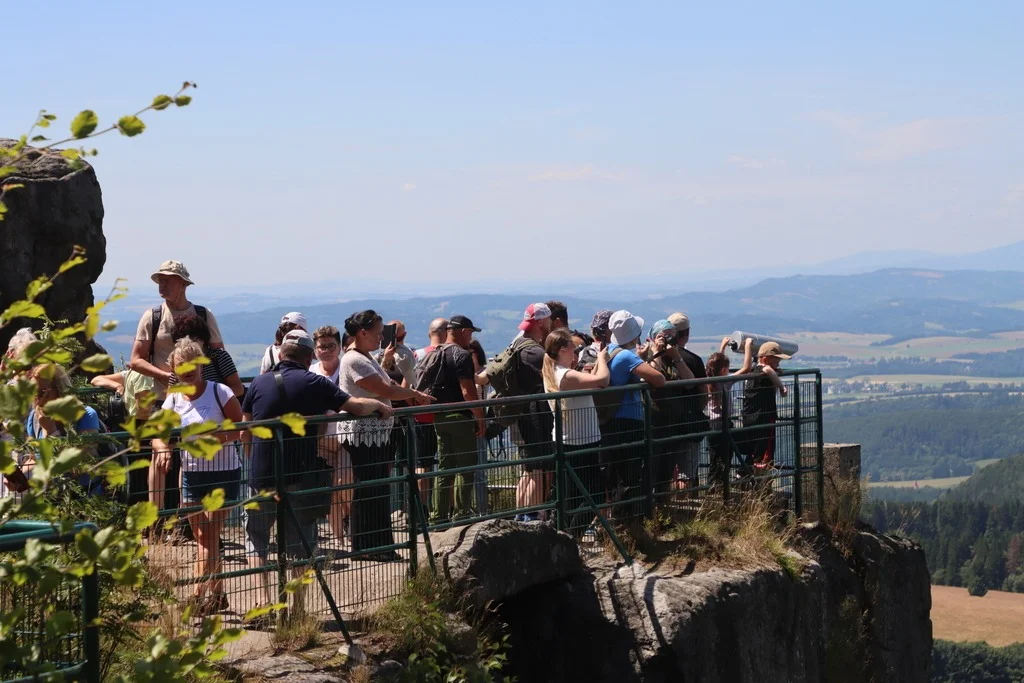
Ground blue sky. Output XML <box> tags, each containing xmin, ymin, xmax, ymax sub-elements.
<box><xmin>5</xmin><ymin>1</ymin><xmax>1022</xmax><ymax>291</ymax></box>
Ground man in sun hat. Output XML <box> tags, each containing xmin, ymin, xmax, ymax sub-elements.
<box><xmin>130</xmin><ymin>260</ymin><xmax>223</xmax><ymax>390</ymax></box>
<box><xmin>740</xmin><ymin>341</ymin><xmax>791</xmax><ymax>479</ymax></box>
<box><xmin>601</xmin><ymin>311</ymin><xmax>669</xmax><ymax>514</ymax></box>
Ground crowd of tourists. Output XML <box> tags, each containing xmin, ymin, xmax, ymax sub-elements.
<box><xmin>2</xmin><ymin>259</ymin><xmax>793</xmax><ymax>619</ymax></box>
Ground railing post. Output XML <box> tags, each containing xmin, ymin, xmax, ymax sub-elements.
<box><xmin>791</xmin><ymin>376</ymin><xmax>803</xmax><ymax>518</ymax></box>
<box><xmin>720</xmin><ymin>382</ymin><xmax>732</xmax><ymax>506</ymax></box>
<box><xmin>553</xmin><ymin>397</ymin><xmax>566</xmax><ymax>532</ymax></box>
<box><xmin>273</xmin><ymin>426</ymin><xmax>288</xmax><ymax>623</ymax></box>
<box><xmin>642</xmin><ymin>386</ymin><xmax>654</xmax><ymax>519</ymax></box>
<box><xmin>404</xmin><ymin>415</ymin><xmax>419</xmax><ymax>577</ymax></box>
<box><xmin>814</xmin><ymin>372</ymin><xmax>826</xmax><ymax>520</ymax></box>
<box><xmin>81</xmin><ymin>544</ymin><xmax>101</xmax><ymax>683</ymax></box>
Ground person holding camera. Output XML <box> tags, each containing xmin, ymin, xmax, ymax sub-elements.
<box><xmin>541</xmin><ymin>328</ymin><xmax>609</xmax><ymax>534</ymax></box>
<box><xmin>644</xmin><ymin>320</ymin><xmax>697</xmax><ymax>496</ymax></box>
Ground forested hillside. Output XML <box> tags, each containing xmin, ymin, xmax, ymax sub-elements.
<box><xmin>823</xmin><ymin>394</ymin><xmax>1024</xmax><ymax>481</ymax></box>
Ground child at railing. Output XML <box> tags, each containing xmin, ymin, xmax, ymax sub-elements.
<box><xmin>705</xmin><ymin>337</ymin><xmax>754</xmax><ymax>489</ymax></box>
<box><xmin>740</xmin><ymin>341</ymin><xmax>790</xmax><ymax>478</ymax></box>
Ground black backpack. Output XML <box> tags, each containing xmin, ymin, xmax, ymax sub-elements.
<box><xmin>413</xmin><ymin>343</ymin><xmax>455</xmax><ymax>398</ymax></box>
<box><xmin>148</xmin><ymin>304</ymin><xmax>208</xmax><ymax>365</ymax></box>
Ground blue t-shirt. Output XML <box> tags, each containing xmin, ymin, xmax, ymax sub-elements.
<box><xmin>607</xmin><ymin>345</ymin><xmax>645</xmax><ymax>421</ymax></box>
<box><xmin>25</xmin><ymin>405</ymin><xmax>101</xmax><ymax>437</ymax></box>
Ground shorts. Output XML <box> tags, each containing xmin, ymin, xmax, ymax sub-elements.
<box><xmin>243</xmin><ymin>484</ymin><xmax>318</xmax><ymax>561</ymax></box>
<box><xmin>414</xmin><ymin>423</ymin><xmax>438</xmax><ymax>469</ymax></box>
<box><xmin>181</xmin><ymin>468</ymin><xmax>241</xmax><ymax>504</ymax></box>
<box><xmin>517</xmin><ymin>406</ymin><xmax>554</xmax><ymax>473</ymax></box>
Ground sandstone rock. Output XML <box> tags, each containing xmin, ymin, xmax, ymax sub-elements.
<box><xmin>0</xmin><ymin>141</ymin><xmax>105</xmax><ymax>353</ymax></box>
<box><xmin>427</xmin><ymin>519</ymin><xmax>583</xmax><ymax>610</ymax></box>
<box><xmin>233</xmin><ymin>653</ymin><xmax>340</xmax><ymax>682</ymax></box>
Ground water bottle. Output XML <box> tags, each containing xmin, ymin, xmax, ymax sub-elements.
<box><xmin>727</xmin><ymin>331</ymin><xmax>799</xmax><ymax>357</ymax></box>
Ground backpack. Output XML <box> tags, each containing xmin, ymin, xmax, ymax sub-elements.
<box><xmin>148</xmin><ymin>304</ymin><xmax>208</xmax><ymax>365</ymax></box>
<box><xmin>413</xmin><ymin>343</ymin><xmax>455</xmax><ymax>398</ymax></box>
<box><xmin>593</xmin><ymin>347</ymin><xmax>628</xmax><ymax>425</ymax></box>
<box><xmin>484</xmin><ymin>337</ymin><xmax>541</xmax><ymax>425</ymax></box>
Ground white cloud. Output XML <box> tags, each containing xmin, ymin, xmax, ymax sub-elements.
<box><xmin>401</xmin><ymin>182</ymin><xmax>417</xmax><ymax>191</ymax></box>
<box><xmin>529</xmin><ymin>165</ymin><xmax>594</xmax><ymax>182</ymax></box>
<box><xmin>527</xmin><ymin>165</ymin><xmax>624</xmax><ymax>182</ymax></box>
<box><xmin>728</xmin><ymin>154</ymin><xmax>785</xmax><ymax>170</ymax></box>
<box><xmin>808</xmin><ymin>110</ymin><xmax>977</xmax><ymax>162</ymax></box>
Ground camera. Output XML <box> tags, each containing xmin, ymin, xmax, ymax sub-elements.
<box><xmin>576</xmin><ymin>345</ymin><xmax>598</xmax><ymax>371</ymax></box>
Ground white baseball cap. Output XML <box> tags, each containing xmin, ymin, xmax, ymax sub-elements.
<box><xmin>281</xmin><ymin>329</ymin><xmax>315</xmax><ymax>351</ymax></box>
<box><xmin>280</xmin><ymin>312</ymin><xmax>308</xmax><ymax>330</ymax></box>
<box><xmin>609</xmin><ymin>310</ymin><xmax>645</xmax><ymax>346</ymax></box>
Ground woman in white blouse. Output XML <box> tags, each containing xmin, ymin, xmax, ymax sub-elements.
<box><xmin>338</xmin><ymin>310</ymin><xmax>432</xmax><ymax>559</ymax></box>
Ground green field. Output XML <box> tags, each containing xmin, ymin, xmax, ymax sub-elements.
<box><xmin>770</xmin><ymin>331</ymin><xmax>1024</xmax><ymax>361</ymax></box>
<box><xmin>868</xmin><ymin>476</ymin><xmax>970</xmax><ymax>490</ymax></box>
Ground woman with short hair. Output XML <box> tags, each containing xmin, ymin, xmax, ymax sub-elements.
<box><xmin>337</xmin><ymin>310</ymin><xmax>432</xmax><ymax>558</ymax></box>
<box><xmin>310</xmin><ymin>325</ymin><xmax>353</xmax><ymax>547</ymax></box>
<box><xmin>151</xmin><ymin>338</ymin><xmax>244</xmax><ymax>616</ymax></box>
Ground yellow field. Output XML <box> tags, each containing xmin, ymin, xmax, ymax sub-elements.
<box><xmin>868</xmin><ymin>476</ymin><xmax>970</xmax><ymax>489</ymax></box>
<box><xmin>931</xmin><ymin>586</ymin><xmax>1024</xmax><ymax>646</ymax></box>
<box><xmin>771</xmin><ymin>331</ymin><xmax>1024</xmax><ymax>360</ymax></box>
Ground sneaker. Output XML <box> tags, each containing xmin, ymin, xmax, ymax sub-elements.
<box><xmin>582</xmin><ymin>526</ymin><xmax>598</xmax><ymax>543</ymax></box>
<box><xmin>521</xmin><ymin>512</ymin><xmax>540</xmax><ymax>523</ymax></box>
<box><xmin>513</xmin><ymin>514</ymin><xmax>525</xmax><ymax>522</ymax></box>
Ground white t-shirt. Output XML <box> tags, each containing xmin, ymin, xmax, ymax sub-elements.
<box><xmin>547</xmin><ymin>365</ymin><xmax>601</xmax><ymax>446</ymax></box>
<box><xmin>310</xmin><ymin>360</ymin><xmax>340</xmax><ymax>385</ymax></box>
<box><xmin>259</xmin><ymin>344</ymin><xmax>280</xmax><ymax>374</ymax></box>
<box><xmin>337</xmin><ymin>351</ymin><xmax>394</xmax><ymax>447</ymax></box>
<box><xmin>161</xmin><ymin>381</ymin><xmax>239</xmax><ymax>471</ymax></box>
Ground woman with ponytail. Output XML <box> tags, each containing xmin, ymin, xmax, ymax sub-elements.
<box><xmin>336</xmin><ymin>310</ymin><xmax>433</xmax><ymax>558</ymax></box>
<box><xmin>541</xmin><ymin>328</ymin><xmax>609</xmax><ymax>533</ymax></box>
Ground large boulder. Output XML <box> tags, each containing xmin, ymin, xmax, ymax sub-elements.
<box><xmin>426</xmin><ymin>519</ymin><xmax>583</xmax><ymax>610</ymax></box>
<box><xmin>0</xmin><ymin>141</ymin><xmax>105</xmax><ymax>351</ymax></box>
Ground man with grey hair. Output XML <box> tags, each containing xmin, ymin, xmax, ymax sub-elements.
<box><xmin>668</xmin><ymin>312</ymin><xmax>708</xmax><ymax>489</ymax></box>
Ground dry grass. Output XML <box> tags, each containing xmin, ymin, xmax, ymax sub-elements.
<box><xmin>615</xmin><ymin>491</ymin><xmax>804</xmax><ymax>578</ymax></box>
<box><xmin>931</xmin><ymin>586</ymin><xmax>1024</xmax><ymax>647</ymax></box>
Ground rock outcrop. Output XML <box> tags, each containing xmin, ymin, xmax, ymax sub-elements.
<box><xmin>428</xmin><ymin>520</ymin><xmax>932</xmax><ymax>683</ymax></box>
<box><xmin>0</xmin><ymin>141</ymin><xmax>105</xmax><ymax>351</ymax></box>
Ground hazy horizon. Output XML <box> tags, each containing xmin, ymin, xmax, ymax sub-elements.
<box><xmin>7</xmin><ymin>2</ymin><xmax>1023</xmax><ymax>290</ymax></box>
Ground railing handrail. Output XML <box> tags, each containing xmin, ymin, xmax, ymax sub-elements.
<box><xmin>86</xmin><ymin>367</ymin><xmax>824</xmax><ymax>440</ymax></box>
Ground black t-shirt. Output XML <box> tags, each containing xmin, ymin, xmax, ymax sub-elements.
<box><xmin>433</xmin><ymin>345</ymin><xmax>475</xmax><ymax>405</ymax></box>
<box><xmin>515</xmin><ymin>342</ymin><xmax>545</xmax><ymax>395</ymax></box>
<box><xmin>680</xmin><ymin>348</ymin><xmax>707</xmax><ymax>386</ymax></box>
<box><xmin>742</xmin><ymin>365</ymin><xmax>778</xmax><ymax>426</ymax></box>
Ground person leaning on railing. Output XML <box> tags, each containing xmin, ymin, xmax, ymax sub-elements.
<box><xmin>240</xmin><ymin>329</ymin><xmax>393</xmax><ymax>614</ymax></box>
<box><xmin>151</xmin><ymin>338</ymin><xmax>244</xmax><ymax>617</ymax></box>
<box><xmin>541</xmin><ymin>328</ymin><xmax>609</xmax><ymax>535</ymax></box>
<box><xmin>642</xmin><ymin>319</ymin><xmax>696</xmax><ymax>496</ymax></box>
<box><xmin>337</xmin><ymin>311</ymin><xmax>433</xmax><ymax>560</ymax></box>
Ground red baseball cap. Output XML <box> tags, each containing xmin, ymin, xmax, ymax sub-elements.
<box><xmin>517</xmin><ymin>302</ymin><xmax>552</xmax><ymax>331</ymax></box>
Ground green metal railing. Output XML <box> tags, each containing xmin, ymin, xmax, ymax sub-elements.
<box><xmin>98</xmin><ymin>367</ymin><xmax>824</xmax><ymax>638</ymax></box>
<box><xmin>0</xmin><ymin>522</ymin><xmax>100</xmax><ymax>683</ymax></box>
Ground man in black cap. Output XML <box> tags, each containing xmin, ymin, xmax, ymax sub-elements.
<box><xmin>427</xmin><ymin>315</ymin><xmax>486</xmax><ymax>523</ymax></box>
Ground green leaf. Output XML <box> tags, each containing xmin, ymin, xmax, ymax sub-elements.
<box><xmin>202</xmin><ymin>487</ymin><xmax>225</xmax><ymax>512</ymax></box>
<box><xmin>0</xmin><ymin>300</ymin><xmax>46</xmax><ymax>326</ymax></box>
<box><xmin>181</xmin><ymin>420</ymin><xmax>217</xmax><ymax>439</ymax></box>
<box><xmin>42</xmin><ymin>113</ymin><xmax>57</xmax><ymax>121</ymax></box>
<box><xmin>280</xmin><ymin>413</ymin><xmax>307</xmax><ymax>437</ymax></box>
<box><xmin>75</xmin><ymin>531</ymin><xmax>101</xmax><ymax>561</ymax></box>
<box><xmin>180</xmin><ymin>436</ymin><xmax>222</xmax><ymax>461</ymax></box>
<box><xmin>174</xmin><ymin>95</ymin><xmax>192</xmax><ymax>107</ymax></box>
<box><xmin>79</xmin><ymin>353</ymin><xmax>112</xmax><ymax>373</ymax></box>
<box><xmin>117</xmin><ymin>115</ymin><xmax>146</xmax><ymax>137</ymax></box>
<box><xmin>25</xmin><ymin>275</ymin><xmax>53</xmax><ymax>300</ymax></box>
<box><xmin>58</xmin><ymin>253</ymin><xmax>88</xmax><ymax>273</ymax></box>
<box><xmin>0</xmin><ymin>199</ymin><xmax>6</xmax><ymax>219</ymax></box>
<box><xmin>45</xmin><ymin>611</ymin><xmax>76</xmax><ymax>641</ymax></box>
<box><xmin>151</xmin><ymin>94</ymin><xmax>173</xmax><ymax>111</ymax></box>
<box><xmin>126</xmin><ymin>501</ymin><xmax>159</xmax><ymax>532</ymax></box>
<box><xmin>52</xmin><ymin>446</ymin><xmax>87</xmax><ymax>476</ymax></box>
<box><xmin>70</xmin><ymin>110</ymin><xmax>99</xmax><ymax>139</ymax></box>
<box><xmin>167</xmin><ymin>384</ymin><xmax>196</xmax><ymax>395</ymax></box>
<box><xmin>42</xmin><ymin>395</ymin><xmax>86</xmax><ymax>426</ymax></box>
<box><xmin>0</xmin><ymin>166</ymin><xmax>16</xmax><ymax>178</ymax></box>
<box><xmin>247</xmin><ymin>425</ymin><xmax>273</xmax><ymax>439</ymax></box>
<box><xmin>30</xmin><ymin>135</ymin><xmax>48</xmax><ymax>142</ymax></box>
<box><xmin>61</xmin><ymin>148</ymin><xmax>81</xmax><ymax>161</ymax></box>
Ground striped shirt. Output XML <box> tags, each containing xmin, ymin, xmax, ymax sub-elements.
<box><xmin>168</xmin><ymin>347</ymin><xmax>239</xmax><ymax>389</ymax></box>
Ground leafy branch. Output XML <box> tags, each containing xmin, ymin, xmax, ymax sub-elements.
<box><xmin>0</xmin><ymin>81</ymin><xmax>196</xmax><ymax>220</ymax></box>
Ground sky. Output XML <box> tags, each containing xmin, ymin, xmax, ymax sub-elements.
<box><xmin>5</xmin><ymin>1</ymin><xmax>1023</xmax><ymax>293</ymax></box>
